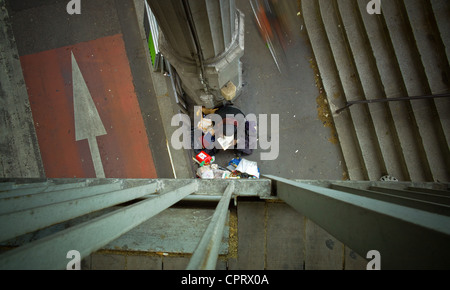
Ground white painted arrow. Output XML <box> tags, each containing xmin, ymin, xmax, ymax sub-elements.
<box><xmin>72</xmin><ymin>51</ymin><xmax>107</xmax><ymax>178</ymax></box>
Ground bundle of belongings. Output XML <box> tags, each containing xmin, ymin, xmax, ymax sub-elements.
<box><xmin>196</xmin><ymin>157</ymin><xmax>260</xmax><ymax>179</ymax></box>
<box><xmin>192</xmin><ymin>104</ymin><xmax>259</xmax><ymax>179</ymax></box>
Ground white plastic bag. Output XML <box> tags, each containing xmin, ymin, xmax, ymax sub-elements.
<box><xmin>235</xmin><ymin>158</ymin><xmax>260</xmax><ymax>178</ymax></box>
<box><xmin>197</xmin><ymin>166</ymin><xmax>214</xmax><ymax>179</ymax></box>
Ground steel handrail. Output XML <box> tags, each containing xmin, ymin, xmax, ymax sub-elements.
<box><xmin>336</xmin><ymin>93</ymin><xmax>450</xmax><ymax>114</ymax></box>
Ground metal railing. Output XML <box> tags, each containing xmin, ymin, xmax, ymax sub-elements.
<box><xmin>0</xmin><ymin>178</ymin><xmax>270</xmax><ymax>270</ymax></box>
<box><xmin>335</xmin><ymin>93</ymin><xmax>450</xmax><ymax>114</ymax></box>
<box><xmin>0</xmin><ymin>177</ymin><xmax>449</xmax><ymax>269</ymax></box>
<box><xmin>265</xmin><ymin>175</ymin><xmax>450</xmax><ymax>270</ymax></box>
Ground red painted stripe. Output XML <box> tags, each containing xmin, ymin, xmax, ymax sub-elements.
<box><xmin>20</xmin><ymin>34</ymin><xmax>157</xmax><ymax>179</ymax></box>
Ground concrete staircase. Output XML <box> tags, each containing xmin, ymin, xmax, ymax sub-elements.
<box><xmin>301</xmin><ymin>0</ymin><xmax>450</xmax><ymax>182</ymax></box>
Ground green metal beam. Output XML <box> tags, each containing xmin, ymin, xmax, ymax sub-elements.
<box><xmin>0</xmin><ymin>182</ymin><xmax>197</xmax><ymax>270</ymax></box>
<box><xmin>407</xmin><ymin>187</ymin><xmax>450</xmax><ymax>197</ymax></box>
<box><xmin>0</xmin><ymin>181</ymin><xmax>50</xmax><ymax>192</ymax></box>
<box><xmin>0</xmin><ymin>182</ymin><xmax>158</xmax><ymax>242</ymax></box>
<box><xmin>370</xmin><ymin>186</ymin><xmax>450</xmax><ymax>206</ymax></box>
<box><xmin>331</xmin><ymin>184</ymin><xmax>450</xmax><ymax>216</ymax></box>
<box><xmin>186</xmin><ymin>183</ymin><xmax>234</xmax><ymax>270</ymax></box>
<box><xmin>0</xmin><ymin>180</ymin><xmax>88</xmax><ymax>198</ymax></box>
<box><xmin>0</xmin><ymin>181</ymin><xmax>123</xmax><ymax>214</ymax></box>
<box><xmin>265</xmin><ymin>175</ymin><xmax>450</xmax><ymax>270</ymax></box>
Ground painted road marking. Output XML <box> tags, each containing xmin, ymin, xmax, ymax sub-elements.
<box><xmin>20</xmin><ymin>34</ymin><xmax>157</xmax><ymax>179</ymax></box>
<box><xmin>72</xmin><ymin>51</ymin><xmax>107</xmax><ymax>178</ymax></box>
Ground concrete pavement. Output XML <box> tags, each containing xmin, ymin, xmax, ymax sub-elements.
<box><xmin>4</xmin><ymin>0</ymin><xmax>176</xmax><ymax>179</ymax></box>
<box><xmin>213</xmin><ymin>0</ymin><xmax>345</xmax><ymax>180</ymax></box>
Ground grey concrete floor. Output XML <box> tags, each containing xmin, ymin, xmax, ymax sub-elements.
<box><xmin>213</xmin><ymin>0</ymin><xmax>345</xmax><ymax>180</ymax></box>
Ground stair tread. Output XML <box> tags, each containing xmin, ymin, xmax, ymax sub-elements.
<box><xmin>338</xmin><ymin>0</ymin><xmax>406</xmax><ymax>181</ymax></box>
<box><xmin>403</xmin><ymin>0</ymin><xmax>450</xmax><ymax>168</ymax></box>
<box><xmin>431</xmin><ymin>0</ymin><xmax>450</xmax><ymax>65</ymax></box>
<box><xmin>356</xmin><ymin>0</ymin><xmax>430</xmax><ymax>182</ymax></box>
<box><xmin>381</xmin><ymin>0</ymin><xmax>449</xmax><ymax>181</ymax></box>
<box><xmin>302</xmin><ymin>0</ymin><xmax>366</xmax><ymax>180</ymax></box>
<box><xmin>302</xmin><ymin>0</ymin><xmax>450</xmax><ymax>182</ymax></box>
<box><xmin>319</xmin><ymin>0</ymin><xmax>384</xmax><ymax>181</ymax></box>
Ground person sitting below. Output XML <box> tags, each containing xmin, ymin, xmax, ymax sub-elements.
<box><xmin>192</xmin><ymin>104</ymin><xmax>257</xmax><ymax>158</ymax></box>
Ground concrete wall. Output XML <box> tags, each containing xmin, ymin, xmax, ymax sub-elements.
<box><xmin>0</xmin><ymin>0</ymin><xmax>44</xmax><ymax>178</ymax></box>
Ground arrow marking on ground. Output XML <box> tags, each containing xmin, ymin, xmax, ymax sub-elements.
<box><xmin>72</xmin><ymin>51</ymin><xmax>107</xmax><ymax>178</ymax></box>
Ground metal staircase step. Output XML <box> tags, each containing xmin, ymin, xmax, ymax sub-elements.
<box><xmin>0</xmin><ymin>180</ymin><xmax>88</xmax><ymax>197</ymax></box>
<box><xmin>0</xmin><ymin>181</ymin><xmax>50</xmax><ymax>191</ymax></box>
<box><xmin>407</xmin><ymin>186</ymin><xmax>450</xmax><ymax>197</ymax></box>
<box><xmin>330</xmin><ymin>183</ymin><xmax>450</xmax><ymax>216</ymax></box>
<box><xmin>369</xmin><ymin>186</ymin><xmax>450</xmax><ymax>205</ymax></box>
<box><xmin>0</xmin><ymin>181</ymin><xmax>122</xmax><ymax>214</ymax></box>
<box><xmin>0</xmin><ymin>181</ymin><xmax>197</xmax><ymax>270</ymax></box>
<box><xmin>0</xmin><ymin>182</ymin><xmax>160</xmax><ymax>242</ymax></box>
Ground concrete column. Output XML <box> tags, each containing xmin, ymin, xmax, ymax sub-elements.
<box><xmin>146</xmin><ymin>0</ymin><xmax>244</xmax><ymax>108</ymax></box>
